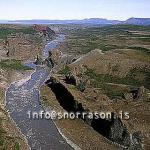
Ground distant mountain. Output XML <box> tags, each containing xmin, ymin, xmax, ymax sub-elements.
<box><xmin>124</xmin><ymin>18</ymin><xmax>150</xmax><ymax>25</ymax></box>
<box><xmin>0</xmin><ymin>18</ymin><xmax>150</xmax><ymax>25</ymax></box>
<box><xmin>0</xmin><ymin>19</ymin><xmax>116</xmax><ymax>25</ymax></box>
<box><xmin>76</xmin><ymin>18</ymin><xmax>121</xmax><ymax>25</ymax></box>
<box><xmin>4</xmin><ymin>18</ymin><xmax>122</xmax><ymax>25</ymax></box>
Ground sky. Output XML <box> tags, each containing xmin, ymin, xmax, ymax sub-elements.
<box><xmin>0</xmin><ymin>0</ymin><xmax>150</xmax><ymax>20</ymax></box>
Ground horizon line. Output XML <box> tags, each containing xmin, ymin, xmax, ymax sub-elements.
<box><xmin>0</xmin><ymin>17</ymin><xmax>150</xmax><ymax>21</ymax></box>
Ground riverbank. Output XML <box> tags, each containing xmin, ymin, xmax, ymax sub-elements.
<box><xmin>4</xmin><ymin>31</ymin><xmax>75</xmax><ymax>149</ymax></box>
<box><xmin>0</xmin><ymin>70</ymin><xmax>33</xmax><ymax>150</ymax></box>
<box><xmin>40</xmin><ymin>85</ymin><xmax>120</xmax><ymax>150</ymax></box>
<box><xmin>0</xmin><ymin>24</ymin><xmax>45</xmax><ymax>149</ymax></box>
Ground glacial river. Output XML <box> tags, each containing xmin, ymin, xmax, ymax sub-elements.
<box><xmin>6</xmin><ymin>35</ymin><xmax>73</xmax><ymax>150</ymax></box>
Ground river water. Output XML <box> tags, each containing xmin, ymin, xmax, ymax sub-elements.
<box><xmin>6</xmin><ymin>35</ymin><xmax>73</xmax><ymax>150</ymax></box>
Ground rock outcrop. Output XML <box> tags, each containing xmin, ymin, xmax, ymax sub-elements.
<box><xmin>45</xmin><ymin>77</ymin><xmax>143</xmax><ymax>149</ymax></box>
<box><xmin>33</xmin><ymin>25</ymin><xmax>56</xmax><ymax>40</ymax></box>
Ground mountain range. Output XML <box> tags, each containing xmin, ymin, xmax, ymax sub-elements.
<box><xmin>0</xmin><ymin>18</ymin><xmax>150</xmax><ymax>25</ymax></box>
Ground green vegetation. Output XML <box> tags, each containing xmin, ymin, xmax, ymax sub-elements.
<box><xmin>0</xmin><ymin>26</ymin><xmax>43</xmax><ymax>48</ymax></box>
<box><xmin>67</xmin><ymin>25</ymin><xmax>150</xmax><ymax>54</ymax></box>
<box><xmin>101</xmin><ymin>84</ymin><xmax>129</xmax><ymax>99</ymax></box>
<box><xmin>128</xmin><ymin>67</ymin><xmax>150</xmax><ymax>89</ymax></box>
<box><xmin>0</xmin><ymin>90</ymin><xmax>4</xmax><ymax>103</ymax></box>
<box><xmin>34</xmin><ymin>36</ymin><xmax>43</xmax><ymax>45</ymax></box>
<box><xmin>86</xmin><ymin>68</ymin><xmax>127</xmax><ymax>86</ymax></box>
<box><xmin>14</xmin><ymin>142</ymin><xmax>20</xmax><ymax>150</ymax></box>
<box><xmin>85</xmin><ymin>67</ymin><xmax>150</xmax><ymax>98</ymax></box>
<box><xmin>100</xmin><ymin>24</ymin><xmax>150</xmax><ymax>32</ymax></box>
<box><xmin>0</xmin><ymin>27</ymin><xmax>36</xmax><ymax>39</ymax></box>
<box><xmin>0</xmin><ymin>59</ymin><xmax>31</xmax><ymax>70</ymax></box>
<box><xmin>0</xmin><ymin>118</ymin><xmax>6</xmax><ymax>149</ymax></box>
<box><xmin>0</xmin><ymin>117</ymin><xmax>20</xmax><ymax>150</ymax></box>
<box><xmin>128</xmin><ymin>46</ymin><xmax>150</xmax><ymax>54</ymax></box>
<box><xmin>86</xmin><ymin>68</ymin><xmax>150</xmax><ymax>88</ymax></box>
<box><xmin>0</xmin><ymin>118</ymin><xmax>6</xmax><ymax>146</ymax></box>
<box><xmin>77</xmin><ymin>81</ymin><xmax>86</xmax><ymax>92</ymax></box>
<box><xmin>40</xmin><ymin>95</ymin><xmax>49</xmax><ymax>106</ymax></box>
<box><xmin>58</xmin><ymin>65</ymin><xmax>71</xmax><ymax>75</ymax></box>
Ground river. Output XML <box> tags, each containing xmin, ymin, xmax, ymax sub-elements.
<box><xmin>6</xmin><ymin>34</ymin><xmax>73</xmax><ymax>150</ymax></box>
